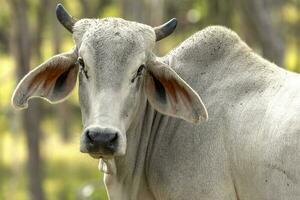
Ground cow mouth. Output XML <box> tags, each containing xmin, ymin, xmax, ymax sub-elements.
<box><xmin>89</xmin><ymin>153</ymin><xmax>102</xmax><ymax>159</ymax></box>
<box><xmin>88</xmin><ymin>152</ymin><xmax>114</xmax><ymax>159</ymax></box>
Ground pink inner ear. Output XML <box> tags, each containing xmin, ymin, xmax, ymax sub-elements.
<box><xmin>159</xmin><ymin>77</ymin><xmax>192</xmax><ymax>106</ymax></box>
<box><xmin>29</xmin><ymin>64</ymin><xmax>67</xmax><ymax>91</ymax></box>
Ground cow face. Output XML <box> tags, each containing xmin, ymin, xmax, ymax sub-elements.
<box><xmin>74</xmin><ymin>18</ymin><xmax>156</xmax><ymax>157</ymax></box>
<box><xmin>11</xmin><ymin>4</ymin><xmax>207</xmax><ymax>159</ymax></box>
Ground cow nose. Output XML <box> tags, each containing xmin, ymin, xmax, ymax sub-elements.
<box><xmin>81</xmin><ymin>127</ymin><xmax>119</xmax><ymax>155</ymax></box>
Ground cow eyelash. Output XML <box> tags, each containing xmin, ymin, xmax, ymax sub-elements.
<box><xmin>77</xmin><ymin>57</ymin><xmax>89</xmax><ymax>79</ymax></box>
<box><xmin>131</xmin><ymin>64</ymin><xmax>145</xmax><ymax>83</ymax></box>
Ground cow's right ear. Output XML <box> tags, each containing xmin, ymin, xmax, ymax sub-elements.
<box><xmin>144</xmin><ymin>60</ymin><xmax>208</xmax><ymax>124</ymax></box>
<box><xmin>12</xmin><ymin>48</ymin><xmax>79</xmax><ymax>109</ymax></box>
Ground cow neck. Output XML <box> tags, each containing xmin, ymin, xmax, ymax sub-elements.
<box><xmin>101</xmin><ymin>91</ymin><xmax>161</xmax><ymax>199</ymax></box>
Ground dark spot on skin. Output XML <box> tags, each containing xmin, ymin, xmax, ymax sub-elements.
<box><xmin>287</xmin><ymin>183</ymin><xmax>290</xmax><ymax>186</ymax></box>
<box><xmin>115</xmin><ymin>32</ymin><xmax>120</xmax><ymax>36</ymax></box>
<box><xmin>265</xmin><ymin>179</ymin><xmax>268</xmax><ymax>183</ymax></box>
<box><xmin>266</xmin><ymin>163</ymin><xmax>297</xmax><ymax>183</ymax></box>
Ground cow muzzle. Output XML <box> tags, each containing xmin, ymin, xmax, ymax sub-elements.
<box><xmin>80</xmin><ymin>126</ymin><xmax>120</xmax><ymax>158</ymax></box>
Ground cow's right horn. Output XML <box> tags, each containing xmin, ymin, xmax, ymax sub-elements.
<box><xmin>56</xmin><ymin>3</ymin><xmax>77</xmax><ymax>33</ymax></box>
<box><xmin>154</xmin><ymin>18</ymin><xmax>177</xmax><ymax>41</ymax></box>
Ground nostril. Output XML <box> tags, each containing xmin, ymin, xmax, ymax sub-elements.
<box><xmin>83</xmin><ymin>127</ymin><xmax>120</xmax><ymax>154</ymax></box>
<box><xmin>110</xmin><ymin>132</ymin><xmax>118</xmax><ymax>144</ymax></box>
<box><xmin>85</xmin><ymin>130</ymin><xmax>94</xmax><ymax>142</ymax></box>
<box><xmin>107</xmin><ymin>132</ymin><xmax>118</xmax><ymax>149</ymax></box>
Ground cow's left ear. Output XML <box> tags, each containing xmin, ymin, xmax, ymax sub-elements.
<box><xmin>12</xmin><ymin>48</ymin><xmax>79</xmax><ymax>109</ymax></box>
<box><xmin>144</xmin><ymin>60</ymin><xmax>208</xmax><ymax>123</ymax></box>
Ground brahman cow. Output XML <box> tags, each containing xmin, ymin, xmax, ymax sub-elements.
<box><xmin>12</xmin><ymin>4</ymin><xmax>300</xmax><ymax>200</ymax></box>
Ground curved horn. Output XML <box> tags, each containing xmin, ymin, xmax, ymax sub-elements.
<box><xmin>56</xmin><ymin>4</ymin><xmax>77</xmax><ymax>33</ymax></box>
<box><xmin>154</xmin><ymin>18</ymin><xmax>177</xmax><ymax>41</ymax></box>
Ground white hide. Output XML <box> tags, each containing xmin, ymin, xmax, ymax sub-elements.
<box><xmin>12</xmin><ymin>16</ymin><xmax>300</xmax><ymax>200</ymax></box>
<box><xmin>101</xmin><ymin>26</ymin><xmax>300</xmax><ymax>200</ymax></box>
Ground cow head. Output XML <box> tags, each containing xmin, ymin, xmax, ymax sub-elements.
<box><xmin>12</xmin><ymin>4</ymin><xmax>207</xmax><ymax>159</ymax></box>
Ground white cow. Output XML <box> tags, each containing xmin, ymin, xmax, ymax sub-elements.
<box><xmin>12</xmin><ymin>4</ymin><xmax>300</xmax><ymax>200</ymax></box>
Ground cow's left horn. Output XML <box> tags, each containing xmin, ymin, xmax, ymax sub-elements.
<box><xmin>56</xmin><ymin>3</ymin><xmax>77</xmax><ymax>33</ymax></box>
<box><xmin>154</xmin><ymin>18</ymin><xmax>177</xmax><ymax>41</ymax></box>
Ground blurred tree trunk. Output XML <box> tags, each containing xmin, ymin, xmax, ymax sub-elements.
<box><xmin>79</xmin><ymin>0</ymin><xmax>91</xmax><ymax>17</ymax></box>
<box><xmin>121</xmin><ymin>0</ymin><xmax>145</xmax><ymax>22</ymax></box>
<box><xmin>239</xmin><ymin>0</ymin><xmax>285</xmax><ymax>67</ymax></box>
<box><xmin>0</xmin><ymin>30</ymin><xmax>9</xmax><ymax>52</ymax></box>
<box><xmin>50</xmin><ymin>0</ymin><xmax>72</xmax><ymax>142</ymax></box>
<box><xmin>121</xmin><ymin>0</ymin><xmax>164</xmax><ymax>24</ymax></box>
<box><xmin>145</xmin><ymin>0</ymin><xmax>165</xmax><ymax>53</ymax></box>
<box><xmin>206</xmin><ymin>0</ymin><xmax>234</xmax><ymax>27</ymax></box>
<box><xmin>34</xmin><ymin>0</ymin><xmax>49</xmax><ymax>62</ymax></box>
<box><xmin>146</xmin><ymin>0</ymin><xmax>164</xmax><ymax>25</ymax></box>
<box><xmin>296</xmin><ymin>1</ymin><xmax>300</xmax><ymax>72</ymax></box>
<box><xmin>121</xmin><ymin>0</ymin><xmax>165</xmax><ymax>53</ymax></box>
<box><xmin>9</xmin><ymin>1</ymin><xmax>45</xmax><ymax>200</ymax></box>
<box><xmin>79</xmin><ymin>0</ymin><xmax>110</xmax><ymax>17</ymax></box>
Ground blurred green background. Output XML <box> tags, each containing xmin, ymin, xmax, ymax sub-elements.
<box><xmin>0</xmin><ymin>0</ymin><xmax>299</xmax><ymax>199</ymax></box>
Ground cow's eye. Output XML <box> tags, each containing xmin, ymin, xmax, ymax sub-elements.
<box><xmin>77</xmin><ymin>57</ymin><xmax>89</xmax><ymax>79</ymax></box>
<box><xmin>78</xmin><ymin>57</ymin><xmax>85</xmax><ymax>68</ymax></box>
<box><xmin>131</xmin><ymin>64</ymin><xmax>145</xmax><ymax>83</ymax></box>
<box><xmin>137</xmin><ymin>64</ymin><xmax>145</xmax><ymax>76</ymax></box>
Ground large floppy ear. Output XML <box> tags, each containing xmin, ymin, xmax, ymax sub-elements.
<box><xmin>12</xmin><ymin>48</ymin><xmax>79</xmax><ymax>109</ymax></box>
<box><xmin>144</xmin><ymin>60</ymin><xmax>208</xmax><ymax>123</ymax></box>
